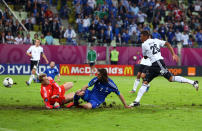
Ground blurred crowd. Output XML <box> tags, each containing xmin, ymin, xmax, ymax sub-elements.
<box><xmin>0</xmin><ymin>0</ymin><xmax>201</xmax><ymax>47</ymax></box>
<box><xmin>72</xmin><ymin>0</ymin><xmax>201</xmax><ymax>47</ymax></box>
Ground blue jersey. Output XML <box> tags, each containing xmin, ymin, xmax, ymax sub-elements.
<box><xmin>87</xmin><ymin>77</ymin><xmax>120</xmax><ymax>104</ymax></box>
<box><xmin>44</xmin><ymin>67</ymin><xmax>59</xmax><ymax>79</ymax></box>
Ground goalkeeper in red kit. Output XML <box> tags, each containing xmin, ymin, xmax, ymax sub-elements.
<box><xmin>39</xmin><ymin>73</ymin><xmax>75</xmax><ymax>109</ymax></box>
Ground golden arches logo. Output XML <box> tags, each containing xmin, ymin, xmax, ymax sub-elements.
<box><xmin>124</xmin><ymin>67</ymin><xmax>133</xmax><ymax>75</ymax></box>
<box><xmin>60</xmin><ymin>66</ymin><xmax>70</xmax><ymax>75</ymax></box>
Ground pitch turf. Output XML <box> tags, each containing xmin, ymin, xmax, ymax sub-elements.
<box><xmin>0</xmin><ymin>75</ymin><xmax>201</xmax><ymax>131</ymax></box>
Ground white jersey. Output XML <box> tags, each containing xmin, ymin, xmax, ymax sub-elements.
<box><xmin>142</xmin><ymin>38</ymin><xmax>166</xmax><ymax>63</ymax></box>
<box><xmin>27</xmin><ymin>45</ymin><xmax>44</xmax><ymax>61</ymax></box>
<box><xmin>140</xmin><ymin>57</ymin><xmax>151</xmax><ymax>66</ymax></box>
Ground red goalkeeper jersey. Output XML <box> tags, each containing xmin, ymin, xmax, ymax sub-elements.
<box><xmin>40</xmin><ymin>80</ymin><xmax>65</xmax><ymax>105</ymax></box>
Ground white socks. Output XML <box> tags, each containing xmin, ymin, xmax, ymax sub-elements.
<box><xmin>28</xmin><ymin>74</ymin><xmax>35</xmax><ymax>84</ymax></box>
<box><xmin>132</xmin><ymin>79</ymin><xmax>140</xmax><ymax>91</ymax></box>
<box><xmin>172</xmin><ymin>76</ymin><xmax>194</xmax><ymax>85</ymax></box>
<box><xmin>135</xmin><ymin>84</ymin><xmax>148</xmax><ymax>102</ymax></box>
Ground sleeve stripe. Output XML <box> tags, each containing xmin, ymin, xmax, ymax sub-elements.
<box><xmin>55</xmin><ymin>83</ymin><xmax>61</xmax><ymax>92</ymax></box>
<box><xmin>43</xmin><ymin>87</ymin><xmax>47</xmax><ymax>97</ymax></box>
<box><xmin>108</xmin><ymin>81</ymin><xmax>118</xmax><ymax>89</ymax></box>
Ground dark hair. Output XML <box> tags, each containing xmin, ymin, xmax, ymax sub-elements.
<box><xmin>38</xmin><ymin>73</ymin><xmax>47</xmax><ymax>83</ymax></box>
<box><xmin>141</xmin><ymin>30</ymin><xmax>150</xmax><ymax>37</ymax></box>
<box><xmin>97</xmin><ymin>68</ymin><xmax>108</xmax><ymax>83</ymax></box>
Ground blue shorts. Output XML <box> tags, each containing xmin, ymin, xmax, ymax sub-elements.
<box><xmin>82</xmin><ymin>89</ymin><xmax>101</xmax><ymax>109</ymax></box>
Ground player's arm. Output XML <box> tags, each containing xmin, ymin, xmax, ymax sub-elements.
<box><xmin>57</xmin><ymin>74</ymin><xmax>61</xmax><ymax>82</ymax></box>
<box><xmin>55</xmin><ymin>69</ymin><xmax>60</xmax><ymax>82</ymax></box>
<box><xmin>26</xmin><ymin>47</ymin><xmax>32</xmax><ymax>57</ymax></box>
<box><xmin>81</xmin><ymin>85</ymin><xmax>89</xmax><ymax>91</ymax></box>
<box><xmin>41</xmin><ymin>87</ymin><xmax>53</xmax><ymax>109</ymax></box>
<box><xmin>142</xmin><ymin>44</ymin><xmax>148</xmax><ymax>59</ymax></box>
<box><xmin>165</xmin><ymin>42</ymin><xmax>178</xmax><ymax>62</ymax></box>
<box><xmin>26</xmin><ymin>52</ymin><xmax>32</xmax><ymax>57</ymax></box>
<box><xmin>118</xmin><ymin>93</ymin><xmax>131</xmax><ymax>108</ymax></box>
<box><xmin>109</xmin><ymin>80</ymin><xmax>130</xmax><ymax>108</ymax></box>
<box><xmin>42</xmin><ymin>53</ymin><xmax>49</xmax><ymax>64</ymax></box>
<box><xmin>80</xmin><ymin>77</ymin><xmax>98</xmax><ymax>91</ymax></box>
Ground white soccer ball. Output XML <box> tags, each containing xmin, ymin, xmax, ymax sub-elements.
<box><xmin>3</xmin><ymin>77</ymin><xmax>13</xmax><ymax>87</ymax></box>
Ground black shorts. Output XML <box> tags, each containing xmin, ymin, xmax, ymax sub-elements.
<box><xmin>138</xmin><ymin>64</ymin><xmax>150</xmax><ymax>74</ymax></box>
<box><xmin>143</xmin><ymin>60</ymin><xmax>173</xmax><ymax>83</ymax></box>
<box><xmin>30</xmin><ymin>60</ymin><xmax>39</xmax><ymax>70</ymax></box>
<box><xmin>89</xmin><ymin>62</ymin><xmax>95</xmax><ymax>66</ymax></box>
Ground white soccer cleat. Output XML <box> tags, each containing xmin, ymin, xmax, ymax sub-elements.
<box><xmin>193</xmin><ymin>81</ymin><xmax>199</xmax><ymax>91</ymax></box>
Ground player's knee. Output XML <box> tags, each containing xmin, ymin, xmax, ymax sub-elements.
<box><xmin>137</xmin><ymin>72</ymin><xmax>141</xmax><ymax>79</ymax></box>
<box><xmin>68</xmin><ymin>82</ymin><xmax>73</xmax><ymax>88</ymax></box>
<box><xmin>168</xmin><ymin>77</ymin><xmax>173</xmax><ymax>82</ymax></box>
<box><xmin>143</xmin><ymin>81</ymin><xmax>148</xmax><ymax>84</ymax></box>
<box><xmin>32</xmin><ymin>69</ymin><xmax>36</xmax><ymax>74</ymax></box>
<box><xmin>141</xmin><ymin>73</ymin><xmax>146</xmax><ymax>79</ymax></box>
<box><xmin>84</xmin><ymin>103</ymin><xmax>92</xmax><ymax>109</ymax></box>
<box><xmin>64</xmin><ymin>82</ymin><xmax>73</xmax><ymax>88</ymax></box>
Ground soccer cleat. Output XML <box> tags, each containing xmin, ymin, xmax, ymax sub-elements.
<box><xmin>129</xmin><ymin>90</ymin><xmax>136</xmax><ymax>93</ymax></box>
<box><xmin>66</xmin><ymin>102</ymin><xmax>75</xmax><ymax>108</ymax></box>
<box><xmin>193</xmin><ymin>81</ymin><xmax>199</xmax><ymax>91</ymax></box>
<box><xmin>146</xmin><ymin>86</ymin><xmax>150</xmax><ymax>92</ymax></box>
<box><xmin>54</xmin><ymin>105</ymin><xmax>60</xmax><ymax>109</ymax></box>
<box><xmin>129</xmin><ymin>101</ymin><xmax>140</xmax><ymax>107</ymax></box>
<box><xmin>25</xmin><ymin>81</ymin><xmax>30</xmax><ymax>86</ymax></box>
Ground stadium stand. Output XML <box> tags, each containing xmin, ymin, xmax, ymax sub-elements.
<box><xmin>0</xmin><ymin>0</ymin><xmax>201</xmax><ymax>47</ymax></box>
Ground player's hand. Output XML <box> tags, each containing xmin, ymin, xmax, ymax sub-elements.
<box><xmin>45</xmin><ymin>103</ymin><xmax>53</xmax><ymax>109</ymax></box>
<box><xmin>57</xmin><ymin>78</ymin><xmax>60</xmax><ymax>82</ymax></box>
<box><xmin>51</xmin><ymin>95</ymin><xmax>59</xmax><ymax>99</ymax></box>
<box><xmin>76</xmin><ymin>90</ymin><xmax>85</xmax><ymax>96</ymax></box>
<box><xmin>172</xmin><ymin>54</ymin><xmax>178</xmax><ymax>63</ymax></box>
<box><xmin>124</xmin><ymin>105</ymin><xmax>131</xmax><ymax>108</ymax></box>
<box><xmin>46</xmin><ymin>60</ymin><xmax>49</xmax><ymax>64</ymax></box>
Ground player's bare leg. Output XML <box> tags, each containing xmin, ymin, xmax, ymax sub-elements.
<box><xmin>63</xmin><ymin>92</ymin><xmax>75</xmax><ymax>104</ymax></box>
<box><xmin>63</xmin><ymin>82</ymin><xmax>74</xmax><ymax>91</ymax></box>
<box><xmin>169</xmin><ymin>76</ymin><xmax>199</xmax><ymax>91</ymax></box>
<box><xmin>66</xmin><ymin>90</ymin><xmax>84</xmax><ymax>108</ymax></box>
<box><xmin>82</xmin><ymin>103</ymin><xmax>92</xmax><ymax>109</ymax></box>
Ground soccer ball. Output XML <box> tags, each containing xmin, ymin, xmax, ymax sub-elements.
<box><xmin>3</xmin><ymin>77</ymin><xmax>13</xmax><ymax>87</ymax></box>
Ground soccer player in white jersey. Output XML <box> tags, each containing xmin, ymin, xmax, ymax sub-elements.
<box><xmin>26</xmin><ymin>39</ymin><xmax>49</xmax><ymax>86</ymax></box>
<box><xmin>129</xmin><ymin>31</ymin><xmax>199</xmax><ymax>107</ymax></box>
<box><xmin>129</xmin><ymin>57</ymin><xmax>151</xmax><ymax>93</ymax></box>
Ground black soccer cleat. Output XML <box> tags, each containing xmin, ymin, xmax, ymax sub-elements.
<box><xmin>25</xmin><ymin>81</ymin><xmax>30</xmax><ymax>86</ymax></box>
<box><xmin>129</xmin><ymin>101</ymin><xmax>140</xmax><ymax>107</ymax></box>
<box><xmin>193</xmin><ymin>81</ymin><xmax>199</xmax><ymax>91</ymax></box>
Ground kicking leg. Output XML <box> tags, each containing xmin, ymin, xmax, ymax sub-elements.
<box><xmin>63</xmin><ymin>82</ymin><xmax>74</xmax><ymax>91</ymax></box>
<box><xmin>64</xmin><ymin>92</ymin><xmax>75</xmax><ymax>103</ymax></box>
<box><xmin>169</xmin><ymin>76</ymin><xmax>199</xmax><ymax>91</ymax></box>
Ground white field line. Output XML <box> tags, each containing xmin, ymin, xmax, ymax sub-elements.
<box><xmin>0</xmin><ymin>127</ymin><xmax>17</xmax><ymax>131</ymax></box>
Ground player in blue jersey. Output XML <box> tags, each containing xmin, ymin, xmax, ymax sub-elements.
<box><xmin>44</xmin><ymin>61</ymin><xmax>60</xmax><ymax>81</ymax></box>
<box><xmin>67</xmin><ymin>68</ymin><xmax>130</xmax><ymax>109</ymax></box>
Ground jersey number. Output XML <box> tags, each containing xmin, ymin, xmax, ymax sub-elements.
<box><xmin>150</xmin><ymin>44</ymin><xmax>160</xmax><ymax>55</ymax></box>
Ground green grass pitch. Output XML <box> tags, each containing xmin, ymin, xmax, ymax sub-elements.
<box><xmin>0</xmin><ymin>75</ymin><xmax>201</xmax><ymax>131</ymax></box>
